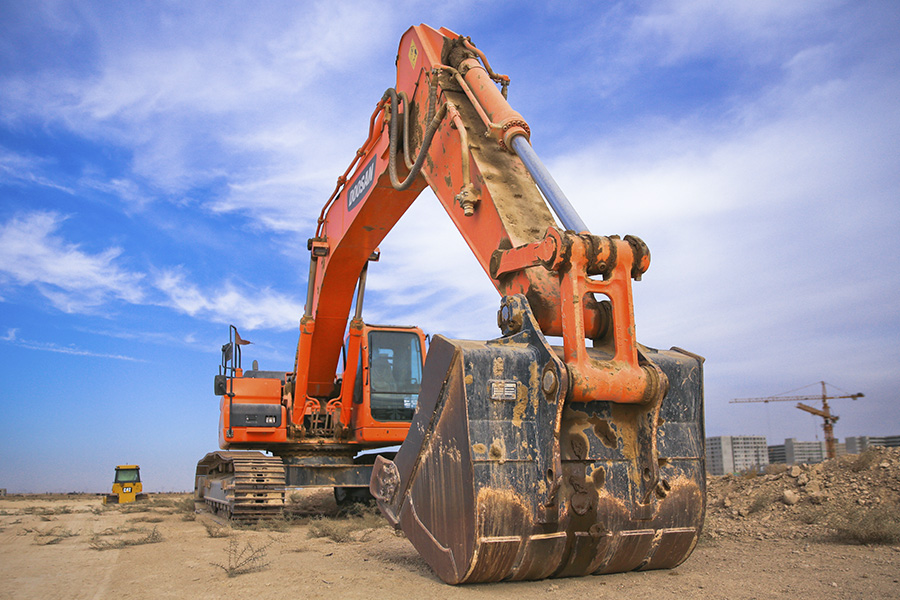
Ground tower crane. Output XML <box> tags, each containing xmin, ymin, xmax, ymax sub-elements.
<box><xmin>731</xmin><ymin>381</ymin><xmax>864</xmax><ymax>460</ymax></box>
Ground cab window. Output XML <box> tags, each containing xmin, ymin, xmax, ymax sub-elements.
<box><xmin>368</xmin><ymin>330</ymin><xmax>422</xmax><ymax>422</ymax></box>
<box><xmin>115</xmin><ymin>469</ymin><xmax>140</xmax><ymax>484</ymax></box>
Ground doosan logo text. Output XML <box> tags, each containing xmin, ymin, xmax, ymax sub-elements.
<box><xmin>347</xmin><ymin>159</ymin><xmax>376</xmax><ymax>211</ymax></box>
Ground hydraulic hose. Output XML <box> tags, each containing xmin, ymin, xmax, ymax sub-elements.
<box><xmin>384</xmin><ymin>88</ymin><xmax>448</xmax><ymax>191</ymax></box>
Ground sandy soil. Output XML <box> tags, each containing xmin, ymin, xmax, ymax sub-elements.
<box><xmin>2</xmin><ymin>450</ymin><xmax>899</xmax><ymax>600</ymax></box>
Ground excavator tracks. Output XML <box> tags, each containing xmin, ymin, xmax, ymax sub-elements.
<box><xmin>195</xmin><ymin>451</ymin><xmax>286</xmax><ymax>523</ymax></box>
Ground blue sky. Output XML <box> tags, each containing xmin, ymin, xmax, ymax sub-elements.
<box><xmin>1</xmin><ymin>0</ymin><xmax>898</xmax><ymax>492</ymax></box>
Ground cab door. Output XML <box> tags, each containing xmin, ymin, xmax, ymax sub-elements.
<box><xmin>354</xmin><ymin>326</ymin><xmax>425</xmax><ymax>442</ymax></box>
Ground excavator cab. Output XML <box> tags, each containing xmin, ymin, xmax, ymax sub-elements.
<box><xmin>349</xmin><ymin>325</ymin><xmax>425</xmax><ymax>439</ymax></box>
<box><xmin>213</xmin><ymin>323</ymin><xmax>425</xmax><ymax>448</ymax></box>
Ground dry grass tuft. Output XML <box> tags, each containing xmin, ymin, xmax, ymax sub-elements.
<box><xmin>94</xmin><ymin>525</ymin><xmax>150</xmax><ymax>536</ymax></box>
<box><xmin>175</xmin><ymin>496</ymin><xmax>198</xmax><ymax>521</ymax></box>
<box><xmin>89</xmin><ymin>526</ymin><xmax>163</xmax><ymax>550</ymax></box>
<box><xmin>33</xmin><ymin>526</ymin><xmax>78</xmax><ymax>545</ymax></box>
<box><xmin>747</xmin><ymin>491</ymin><xmax>777</xmax><ymax>514</ymax></box>
<box><xmin>117</xmin><ymin>503</ymin><xmax>152</xmax><ymax>514</ymax></box>
<box><xmin>149</xmin><ymin>498</ymin><xmax>176</xmax><ymax>508</ymax></box>
<box><xmin>203</xmin><ymin>519</ymin><xmax>232</xmax><ymax>538</ymax></box>
<box><xmin>175</xmin><ymin>496</ymin><xmax>197</xmax><ymax>513</ymax></box>
<box><xmin>737</xmin><ymin>467</ymin><xmax>760</xmax><ymax>479</ymax></box>
<box><xmin>129</xmin><ymin>515</ymin><xmax>165</xmax><ymax>523</ymax></box>
<box><xmin>307</xmin><ymin>506</ymin><xmax>386</xmax><ymax>543</ymax></box>
<box><xmin>232</xmin><ymin>515</ymin><xmax>292</xmax><ymax>533</ymax></box>
<box><xmin>24</xmin><ymin>505</ymin><xmax>72</xmax><ymax>516</ymax></box>
<box><xmin>826</xmin><ymin>504</ymin><xmax>900</xmax><ymax>545</ymax></box>
<box><xmin>211</xmin><ymin>538</ymin><xmax>273</xmax><ymax>577</ymax></box>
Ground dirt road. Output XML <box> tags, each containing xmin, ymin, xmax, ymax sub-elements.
<box><xmin>2</xmin><ymin>449</ymin><xmax>898</xmax><ymax>600</ymax></box>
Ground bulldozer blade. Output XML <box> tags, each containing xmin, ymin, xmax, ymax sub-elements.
<box><xmin>371</xmin><ymin>294</ymin><xmax>705</xmax><ymax>584</ymax></box>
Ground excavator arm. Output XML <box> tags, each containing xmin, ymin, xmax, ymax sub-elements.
<box><xmin>292</xmin><ymin>24</ymin><xmax>705</xmax><ymax>584</ymax></box>
<box><xmin>296</xmin><ymin>24</ymin><xmax>653</xmax><ymax>418</ymax></box>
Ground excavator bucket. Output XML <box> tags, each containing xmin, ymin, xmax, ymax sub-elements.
<box><xmin>371</xmin><ymin>295</ymin><xmax>705</xmax><ymax>584</ymax></box>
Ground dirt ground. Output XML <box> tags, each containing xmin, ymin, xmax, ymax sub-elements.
<box><xmin>2</xmin><ymin>448</ymin><xmax>899</xmax><ymax>600</ymax></box>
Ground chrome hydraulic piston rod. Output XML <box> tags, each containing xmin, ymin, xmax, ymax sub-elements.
<box><xmin>511</xmin><ymin>135</ymin><xmax>589</xmax><ymax>234</ymax></box>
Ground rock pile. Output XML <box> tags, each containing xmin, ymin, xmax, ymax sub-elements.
<box><xmin>704</xmin><ymin>446</ymin><xmax>900</xmax><ymax>543</ymax></box>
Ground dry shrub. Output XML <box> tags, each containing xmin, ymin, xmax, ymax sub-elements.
<box><xmin>177</xmin><ymin>496</ymin><xmax>199</xmax><ymax>521</ymax></box>
<box><xmin>89</xmin><ymin>526</ymin><xmax>163</xmax><ymax>550</ymax></box>
<box><xmin>129</xmin><ymin>515</ymin><xmax>165</xmax><ymax>523</ymax></box>
<box><xmin>24</xmin><ymin>505</ymin><xmax>71</xmax><ymax>516</ymax></box>
<box><xmin>747</xmin><ymin>491</ymin><xmax>777</xmax><ymax>514</ymax></box>
<box><xmin>826</xmin><ymin>504</ymin><xmax>900</xmax><ymax>545</ymax></box>
<box><xmin>95</xmin><ymin>525</ymin><xmax>149</xmax><ymax>536</ymax></box>
<box><xmin>307</xmin><ymin>507</ymin><xmax>385</xmax><ymax>543</ymax></box>
<box><xmin>738</xmin><ymin>467</ymin><xmax>760</xmax><ymax>479</ymax></box>
<box><xmin>33</xmin><ymin>526</ymin><xmax>78</xmax><ymax>545</ymax></box>
<box><xmin>211</xmin><ymin>538</ymin><xmax>273</xmax><ymax>577</ymax></box>
<box><xmin>764</xmin><ymin>463</ymin><xmax>788</xmax><ymax>475</ymax></box>
<box><xmin>175</xmin><ymin>496</ymin><xmax>197</xmax><ymax>514</ymax></box>
<box><xmin>203</xmin><ymin>520</ymin><xmax>231</xmax><ymax>538</ymax></box>
<box><xmin>233</xmin><ymin>517</ymin><xmax>290</xmax><ymax>533</ymax></box>
<box><xmin>849</xmin><ymin>449</ymin><xmax>880</xmax><ymax>473</ymax></box>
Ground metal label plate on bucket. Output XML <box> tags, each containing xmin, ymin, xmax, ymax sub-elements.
<box><xmin>490</xmin><ymin>380</ymin><xmax>517</xmax><ymax>401</ymax></box>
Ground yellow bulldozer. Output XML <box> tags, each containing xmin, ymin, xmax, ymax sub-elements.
<box><xmin>102</xmin><ymin>465</ymin><xmax>148</xmax><ymax>504</ymax></box>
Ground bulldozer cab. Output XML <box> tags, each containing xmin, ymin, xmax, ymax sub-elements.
<box><xmin>103</xmin><ymin>465</ymin><xmax>148</xmax><ymax>504</ymax></box>
<box><xmin>114</xmin><ymin>465</ymin><xmax>140</xmax><ymax>484</ymax></box>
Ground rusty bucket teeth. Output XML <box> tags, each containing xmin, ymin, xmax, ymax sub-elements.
<box><xmin>371</xmin><ymin>294</ymin><xmax>706</xmax><ymax>584</ymax></box>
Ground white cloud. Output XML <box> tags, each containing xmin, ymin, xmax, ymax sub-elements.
<box><xmin>153</xmin><ymin>268</ymin><xmax>302</xmax><ymax>331</ymax></box>
<box><xmin>0</xmin><ymin>147</ymin><xmax>76</xmax><ymax>194</ymax></box>
<box><xmin>630</xmin><ymin>0</ymin><xmax>838</xmax><ymax>64</ymax></box>
<box><xmin>0</xmin><ymin>0</ymin><xmax>398</xmax><ymax>219</ymax></box>
<box><xmin>0</xmin><ymin>211</ymin><xmax>304</xmax><ymax>330</ymax></box>
<box><xmin>361</xmin><ymin>193</ymin><xmax>502</xmax><ymax>339</ymax></box>
<box><xmin>0</xmin><ymin>334</ymin><xmax>142</xmax><ymax>361</ymax></box>
<box><xmin>0</xmin><ymin>211</ymin><xmax>145</xmax><ymax>311</ymax></box>
<box><xmin>79</xmin><ymin>176</ymin><xmax>152</xmax><ymax>211</ymax></box>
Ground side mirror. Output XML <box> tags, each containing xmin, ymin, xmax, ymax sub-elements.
<box><xmin>214</xmin><ymin>374</ymin><xmax>228</xmax><ymax>396</ymax></box>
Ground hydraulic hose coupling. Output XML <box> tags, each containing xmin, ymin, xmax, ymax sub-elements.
<box><xmin>456</xmin><ymin>182</ymin><xmax>478</xmax><ymax>216</ymax></box>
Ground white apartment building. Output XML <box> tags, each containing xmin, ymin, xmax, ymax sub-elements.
<box><xmin>706</xmin><ymin>436</ymin><xmax>769</xmax><ymax>476</ymax></box>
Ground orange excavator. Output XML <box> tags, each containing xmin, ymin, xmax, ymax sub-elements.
<box><xmin>194</xmin><ymin>24</ymin><xmax>706</xmax><ymax>584</ymax></box>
